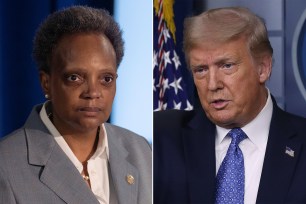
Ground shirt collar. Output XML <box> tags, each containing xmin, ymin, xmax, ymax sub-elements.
<box><xmin>91</xmin><ymin>124</ymin><xmax>109</xmax><ymax>159</ymax></box>
<box><xmin>39</xmin><ymin>101</ymin><xmax>109</xmax><ymax>171</ymax></box>
<box><xmin>216</xmin><ymin>89</ymin><xmax>273</xmax><ymax>150</ymax></box>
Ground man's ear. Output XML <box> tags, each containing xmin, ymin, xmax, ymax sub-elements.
<box><xmin>258</xmin><ymin>54</ymin><xmax>272</xmax><ymax>84</ymax></box>
<box><xmin>39</xmin><ymin>71</ymin><xmax>51</xmax><ymax>98</ymax></box>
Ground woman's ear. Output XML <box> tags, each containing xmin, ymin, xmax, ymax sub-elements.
<box><xmin>39</xmin><ymin>71</ymin><xmax>51</xmax><ymax>98</ymax></box>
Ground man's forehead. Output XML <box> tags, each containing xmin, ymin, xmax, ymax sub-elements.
<box><xmin>188</xmin><ymin>38</ymin><xmax>248</xmax><ymax>61</ymax></box>
<box><xmin>189</xmin><ymin>48</ymin><xmax>239</xmax><ymax>64</ymax></box>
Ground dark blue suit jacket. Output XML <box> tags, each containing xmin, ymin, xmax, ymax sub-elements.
<box><xmin>154</xmin><ymin>97</ymin><xmax>306</xmax><ymax>203</ymax></box>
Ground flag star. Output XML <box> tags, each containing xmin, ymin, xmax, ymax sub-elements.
<box><xmin>170</xmin><ymin>77</ymin><xmax>183</xmax><ymax>95</ymax></box>
<box><xmin>185</xmin><ymin>100</ymin><xmax>193</xmax><ymax>110</ymax></box>
<box><xmin>162</xmin><ymin>78</ymin><xmax>170</xmax><ymax>91</ymax></box>
<box><xmin>153</xmin><ymin>20</ymin><xmax>193</xmax><ymax>111</ymax></box>
<box><xmin>154</xmin><ymin>107</ymin><xmax>161</xmax><ymax>112</ymax></box>
<box><xmin>172</xmin><ymin>51</ymin><xmax>181</xmax><ymax>70</ymax></box>
<box><xmin>156</xmin><ymin>100</ymin><xmax>164</xmax><ymax>111</ymax></box>
<box><xmin>162</xmin><ymin>103</ymin><xmax>168</xmax><ymax>110</ymax></box>
<box><xmin>162</xmin><ymin>27</ymin><xmax>171</xmax><ymax>43</ymax></box>
<box><xmin>173</xmin><ymin>101</ymin><xmax>182</xmax><ymax>109</ymax></box>
<box><xmin>154</xmin><ymin>101</ymin><xmax>162</xmax><ymax>111</ymax></box>
<box><xmin>163</xmin><ymin>51</ymin><xmax>172</xmax><ymax>67</ymax></box>
<box><xmin>153</xmin><ymin>51</ymin><xmax>158</xmax><ymax>68</ymax></box>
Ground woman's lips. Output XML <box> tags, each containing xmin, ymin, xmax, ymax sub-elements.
<box><xmin>210</xmin><ymin>99</ymin><xmax>229</xmax><ymax>109</ymax></box>
<box><xmin>78</xmin><ymin>107</ymin><xmax>102</xmax><ymax>117</ymax></box>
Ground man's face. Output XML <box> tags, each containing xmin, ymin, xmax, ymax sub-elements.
<box><xmin>41</xmin><ymin>33</ymin><xmax>117</xmax><ymax>133</ymax></box>
<box><xmin>189</xmin><ymin>37</ymin><xmax>271</xmax><ymax>128</ymax></box>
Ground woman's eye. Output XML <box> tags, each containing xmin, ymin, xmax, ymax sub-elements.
<box><xmin>101</xmin><ymin>74</ymin><xmax>116</xmax><ymax>85</ymax></box>
<box><xmin>67</xmin><ymin>74</ymin><xmax>81</xmax><ymax>82</ymax></box>
<box><xmin>104</xmin><ymin>76</ymin><xmax>113</xmax><ymax>83</ymax></box>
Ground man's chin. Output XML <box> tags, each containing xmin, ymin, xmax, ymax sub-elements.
<box><xmin>206</xmin><ymin>111</ymin><xmax>238</xmax><ymax>128</ymax></box>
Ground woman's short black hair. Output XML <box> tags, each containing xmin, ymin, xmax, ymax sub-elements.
<box><xmin>33</xmin><ymin>6</ymin><xmax>124</xmax><ymax>73</ymax></box>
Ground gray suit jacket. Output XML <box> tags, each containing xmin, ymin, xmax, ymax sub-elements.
<box><xmin>0</xmin><ymin>105</ymin><xmax>152</xmax><ymax>204</ymax></box>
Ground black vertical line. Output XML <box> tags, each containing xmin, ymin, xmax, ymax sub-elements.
<box><xmin>50</xmin><ymin>0</ymin><xmax>57</xmax><ymax>13</ymax></box>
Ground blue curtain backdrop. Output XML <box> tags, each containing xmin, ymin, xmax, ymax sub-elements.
<box><xmin>0</xmin><ymin>0</ymin><xmax>114</xmax><ymax>138</ymax></box>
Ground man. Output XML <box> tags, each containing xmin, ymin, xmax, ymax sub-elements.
<box><xmin>154</xmin><ymin>7</ymin><xmax>306</xmax><ymax>203</ymax></box>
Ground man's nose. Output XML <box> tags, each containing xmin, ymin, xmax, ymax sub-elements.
<box><xmin>207</xmin><ymin>69</ymin><xmax>223</xmax><ymax>91</ymax></box>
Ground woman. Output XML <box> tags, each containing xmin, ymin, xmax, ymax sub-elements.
<box><xmin>0</xmin><ymin>6</ymin><xmax>151</xmax><ymax>204</ymax></box>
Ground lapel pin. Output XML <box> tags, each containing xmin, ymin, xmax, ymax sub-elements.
<box><xmin>285</xmin><ymin>146</ymin><xmax>295</xmax><ymax>157</ymax></box>
<box><xmin>126</xmin><ymin>174</ymin><xmax>135</xmax><ymax>185</ymax></box>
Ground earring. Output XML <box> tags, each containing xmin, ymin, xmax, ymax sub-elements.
<box><xmin>45</xmin><ymin>94</ymin><xmax>49</xmax><ymax>99</ymax></box>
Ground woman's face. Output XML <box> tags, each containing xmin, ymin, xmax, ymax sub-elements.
<box><xmin>40</xmin><ymin>33</ymin><xmax>117</xmax><ymax>134</ymax></box>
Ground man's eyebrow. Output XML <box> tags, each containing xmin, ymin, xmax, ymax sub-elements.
<box><xmin>190</xmin><ymin>64</ymin><xmax>208</xmax><ymax>70</ymax></box>
<box><xmin>190</xmin><ymin>57</ymin><xmax>233</xmax><ymax>68</ymax></box>
<box><xmin>214</xmin><ymin>58</ymin><xmax>231</xmax><ymax>66</ymax></box>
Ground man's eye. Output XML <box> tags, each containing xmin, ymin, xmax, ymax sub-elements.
<box><xmin>67</xmin><ymin>74</ymin><xmax>82</xmax><ymax>82</ymax></box>
<box><xmin>196</xmin><ymin>67</ymin><xmax>207</xmax><ymax>73</ymax></box>
<box><xmin>191</xmin><ymin>66</ymin><xmax>208</xmax><ymax>79</ymax></box>
<box><xmin>222</xmin><ymin>63</ymin><xmax>233</xmax><ymax>69</ymax></box>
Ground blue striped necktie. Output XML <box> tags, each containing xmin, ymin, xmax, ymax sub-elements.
<box><xmin>215</xmin><ymin>128</ymin><xmax>247</xmax><ymax>204</ymax></box>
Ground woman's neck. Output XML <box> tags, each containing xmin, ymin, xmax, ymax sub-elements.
<box><xmin>62</xmin><ymin>127</ymin><xmax>100</xmax><ymax>163</ymax></box>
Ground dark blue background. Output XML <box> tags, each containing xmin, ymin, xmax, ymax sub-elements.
<box><xmin>0</xmin><ymin>0</ymin><xmax>113</xmax><ymax>137</ymax></box>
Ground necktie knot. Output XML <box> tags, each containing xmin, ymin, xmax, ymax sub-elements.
<box><xmin>228</xmin><ymin>128</ymin><xmax>247</xmax><ymax>146</ymax></box>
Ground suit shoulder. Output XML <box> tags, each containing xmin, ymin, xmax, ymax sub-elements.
<box><xmin>154</xmin><ymin>109</ymin><xmax>195</xmax><ymax>129</ymax></box>
<box><xmin>0</xmin><ymin>128</ymin><xmax>27</xmax><ymax>167</ymax></box>
<box><xmin>104</xmin><ymin>123</ymin><xmax>146</xmax><ymax>139</ymax></box>
<box><xmin>0</xmin><ymin>128</ymin><xmax>26</xmax><ymax>149</ymax></box>
<box><xmin>284</xmin><ymin>111</ymin><xmax>306</xmax><ymax>130</ymax></box>
<box><xmin>274</xmin><ymin>107</ymin><xmax>306</xmax><ymax>138</ymax></box>
<box><xmin>104</xmin><ymin>123</ymin><xmax>151</xmax><ymax>148</ymax></box>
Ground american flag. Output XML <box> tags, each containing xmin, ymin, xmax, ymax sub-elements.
<box><xmin>153</xmin><ymin>0</ymin><xmax>193</xmax><ymax>111</ymax></box>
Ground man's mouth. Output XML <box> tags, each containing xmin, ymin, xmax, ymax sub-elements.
<box><xmin>210</xmin><ymin>99</ymin><xmax>229</xmax><ymax>109</ymax></box>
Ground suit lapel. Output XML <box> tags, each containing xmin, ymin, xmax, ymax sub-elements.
<box><xmin>183</xmin><ymin>109</ymin><xmax>216</xmax><ymax>203</ymax></box>
<box><xmin>26</xmin><ymin>128</ymin><xmax>99</xmax><ymax>204</ymax></box>
<box><xmin>256</xmin><ymin>105</ymin><xmax>301</xmax><ymax>203</ymax></box>
<box><xmin>106</xmin><ymin>125</ymin><xmax>139</xmax><ymax>204</ymax></box>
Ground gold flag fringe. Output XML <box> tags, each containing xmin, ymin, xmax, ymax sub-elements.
<box><xmin>154</xmin><ymin>0</ymin><xmax>176</xmax><ymax>43</ymax></box>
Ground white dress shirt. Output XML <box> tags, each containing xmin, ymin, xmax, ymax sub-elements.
<box><xmin>40</xmin><ymin>102</ymin><xmax>110</xmax><ymax>204</ymax></box>
<box><xmin>215</xmin><ymin>90</ymin><xmax>273</xmax><ymax>204</ymax></box>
